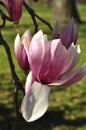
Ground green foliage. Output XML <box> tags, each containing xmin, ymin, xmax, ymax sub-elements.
<box><xmin>0</xmin><ymin>4</ymin><xmax>86</xmax><ymax>130</ymax></box>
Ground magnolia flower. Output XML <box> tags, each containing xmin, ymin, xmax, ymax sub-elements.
<box><xmin>14</xmin><ymin>29</ymin><xmax>32</xmax><ymax>71</ymax></box>
<box><xmin>21</xmin><ymin>30</ymin><xmax>86</xmax><ymax>122</ymax></box>
<box><xmin>52</xmin><ymin>19</ymin><xmax>78</xmax><ymax>49</ymax></box>
<box><xmin>2</xmin><ymin>0</ymin><xmax>23</xmax><ymax>21</ymax></box>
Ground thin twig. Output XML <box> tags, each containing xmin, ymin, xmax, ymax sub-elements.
<box><xmin>35</xmin><ymin>13</ymin><xmax>53</xmax><ymax>30</ymax></box>
<box><xmin>23</xmin><ymin>1</ymin><xmax>53</xmax><ymax>32</ymax></box>
<box><xmin>23</xmin><ymin>1</ymin><xmax>38</xmax><ymax>32</ymax></box>
<box><xmin>0</xmin><ymin>9</ymin><xmax>12</xmax><ymax>28</ymax></box>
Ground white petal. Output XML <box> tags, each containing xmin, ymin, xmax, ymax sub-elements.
<box><xmin>14</xmin><ymin>33</ymin><xmax>21</xmax><ymax>56</ymax></box>
<box><xmin>61</xmin><ymin>44</ymin><xmax>80</xmax><ymax>74</ymax></box>
<box><xmin>60</xmin><ymin>44</ymin><xmax>75</xmax><ymax>74</ymax></box>
<box><xmin>14</xmin><ymin>33</ymin><xmax>20</xmax><ymax>47</ymax></box>
<box><xmin>66</xmin><ymin>44</ymin><xmax>80</xmax><ymax>72</ymax></box>
<box><xmin>25</xmin><ymin>71</ymin><xmax>35</xmax><ymax>94</ymax></box>
<box><xmin>21</xmin><ymin>81</ymin><xmax>51</xmax><ymax>122</ymax></box>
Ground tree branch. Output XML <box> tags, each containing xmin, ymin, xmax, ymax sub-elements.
<box><xmin>0</xmin><ymin>32</ymin><xmax>24</xmax><ymax>93</ymax></box>
<box><xmin>23</xmin><ymin>1</ymin><xmax>53</xmax><ymax>32</ymax></box>
<box><xmin>0</xmin><ymin>31</ymin><xmax>25</xmax><ymax>130</ymax></box>
<box><xmin>0</xmin><ymin>9</ymin><xmax>12</xmax><ymax>28</ymax></box>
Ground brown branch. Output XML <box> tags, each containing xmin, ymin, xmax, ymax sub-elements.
<box><xmin>0</xmin><ymin>1</ymin><xmax>4</xmax><ymax>6</ymax></box>
<box><xmin>0</xmin><ymin>32</ymin><xmax>24</xmax><ymax>93</ymax></box>
<box><xmin>23</xmin><ymin>1</ymin><xmax>38</xmax><ymax>33</ymax></box>
<box><xmin>0</xmin><ymin>10</ymin><xmax>5</xmax><ymax>27</ymax></box>
<box><xmin>0</xmin><ymin>9</ymin><xmax>12</xmax><ymax>28</ymax></box>
<box><xmin>0</xmin><ymin>1</ymin><xmax>12</xmax><ymax>28</ymax></box>
<box><xmin>23</xmin><ymin>1</ymin><xmax>53</xmax><ymax>32</ymax></box>
<box><xmin>71</xmin><ymin>0</ymin><xmax>82</xmax><ymax>23</ymax></box>
<box><xmin>0</xmin><ymin>31</ymin><xmax>25</xmax><ymax>130</ymax></box>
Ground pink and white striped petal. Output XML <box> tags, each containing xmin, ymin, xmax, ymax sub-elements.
<box><xmin>46</xmin><ymin>39</ymin><xmax>67</xmax><ymax>82</ymax></box>
<box><xmin>50</xmin><ymin>63</ymin><xmax>86</xmax><ymax>86</ymax></box>
<box><xmin>29</xmin><ymin>31</ymin><xmax>45</xmax><ymax>81</ymax></box>
<box><xmin>66</xmin><ymin>45</ymin><xmax>80</xmax><ymax>72</ymax></box>
<box><xmin>61</xmin><ymin>44</ymin><xmax>80</xmax><ymax>74</ymax></box>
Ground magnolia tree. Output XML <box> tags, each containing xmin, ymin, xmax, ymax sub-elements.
<box><xmin>0</xmin><ymin>0</ymin><xmax>86</xmax><ymax>130</ymax></box>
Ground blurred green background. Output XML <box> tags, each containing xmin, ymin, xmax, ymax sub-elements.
<box><xmin>0</xmin><ymin>1</ymin><xmax>86</xmax><ymax>130</ymax></box>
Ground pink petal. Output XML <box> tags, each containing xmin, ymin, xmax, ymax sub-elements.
<box><xmin>46</xmin><ymin>39</ymin><xmax>67</xmax><ymax>82</ymax></box>
<box><xmin>66</xmin><ymin>45</ymin><xmax>80</xmax><ymax>72</ymax></box>
<box><xmin>21</xmin><ymin>81</ymin><xmax>51</xmax><ymax>122</ymax></box>
<box><xmin>50</xmin><ymin>63</ymin><xmax>86</xmax><ymax>86</ymax></box>
<box><xmin>29</xmin><ymin>31</ymin><xmax>45</xmax><ymax>81</ymax></box>
<box><xmin>61</xmin><ymin>44</ymin><xmax>80</xmax><ymax>74</ymax></box>
<box><xmin>39</xmin><ymin>41</ymin><xmax>52</xmax><ymax>83</ymax></box>
<box><xmin>2</xmin><ymin>0</ymin><xmax>9</xmax><ymax>9</ymax></box>
<box><xmin>3</xmin><ymin>0</ymin><xmax>23</xmax><ymax>21</ymax></box>
<box><xmin>13</xmin><ymin>0</ymin><xmax>23</xmax><ymax>21</ymax></box>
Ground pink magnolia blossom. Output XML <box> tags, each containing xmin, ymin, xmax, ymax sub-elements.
<box><xmin>2</xmin><ymin>0</ymin><xmax>23</xmax><ymax>21</ymax></box>
<box><xmin>52</xmin><ymin>19</ymin><xmax>78</xmax><ymax>49</ymax></box>
<box><xmin>14</xmin><ymin>29</ymin><xmax>32</xmax><ymax>71</ymax></box>
<box><xmin>21</xmin><ymin>30</ymin><xmax>86</xmax><ymax>122</ymax></box>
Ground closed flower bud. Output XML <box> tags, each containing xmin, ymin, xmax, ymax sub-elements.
<box><xmin>14</xmin><ymin>29</ymin><xmax>32</xmax><ymax>71</ymax></box>
<box><xmin>52</xmin><ymin>19</ymin><xmax>78</xmax><ymax>49</ymax></box>
<box><xmin>2</xmin><ymin>0</ymin><xmax>23</xmax><ymax>21</ymax></box>
<box><xmin>60</xmin><ymin>19</ymin><xmax>78</xmax><ymax>49</ymax></box>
